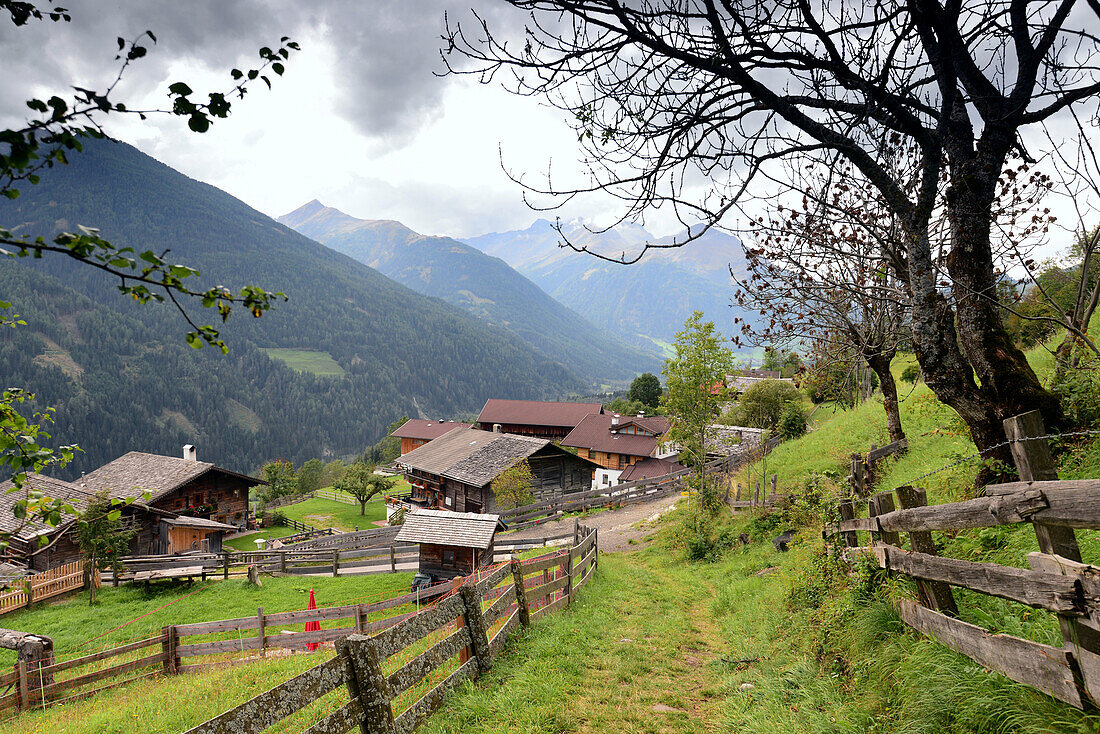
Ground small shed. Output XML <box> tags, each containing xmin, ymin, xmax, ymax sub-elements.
<box><xmin>159</xmin><ymin>516</ymin><xmax>238</xmax><ymax>554</ymax></box>
<box><xmin>395</xmin><ymin>509</ymin><xmax>504</xmax><ymax>580</ymax></box>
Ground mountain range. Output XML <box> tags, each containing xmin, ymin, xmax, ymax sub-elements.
<box><xmin>463</xmin><ymin>219</ymin><xmax>747</xmax><ymax>350</ymax></box>
<box><xmin>278</xmin><ymin>201</ymin><xmax>660</xmax><ymax>385</ymax></box>
<box><xmin>0</xmin><ymin>140</ymin><xmax>587</xmax><ymax>478</ymax></box>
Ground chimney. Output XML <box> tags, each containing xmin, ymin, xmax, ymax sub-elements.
<box><xmin>183</xmin><ymin>444</ymin><xmax>197</xmax><ymax>461</ymax></box>
<box><xmin>493</xmin><ymin>423</ymin><xmax>502</xmax><ymax>433</ymax></box>
<box><xmin>638</xmin><ymin>411</ymin><xmax>645</xmax><ymax>418</ymax></box>
<box><xmin>611</xmin><ymin>414</ymin><xmax>619</xmax><ymax>432</ymax></box>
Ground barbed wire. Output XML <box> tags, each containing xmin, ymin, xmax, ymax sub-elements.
<box><xmin>896</xmin><ymin>428</ymin><xmax>1100</xmax><ymax>487</ymax></box>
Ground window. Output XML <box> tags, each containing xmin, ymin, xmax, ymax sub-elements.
<box><xmin>443</xmin><ymin>550</ymin><xmax>455</xmax><ymax>566</ymax></box>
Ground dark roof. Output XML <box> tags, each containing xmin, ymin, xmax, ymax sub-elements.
<box><xmin>398</xmin><ymin>427</ymin><xmax>551</xmax><ymax>487</ymax></box>
<box><xmin>0</xmin><ymin>474</ymin><xmax>95</xmax><ymax>541</ymax></box>
<box><xmin>561</xmin><ymin>413</ymin><xmax>669</xmax><ymax>457</ymax></box>
<box><xmin>476</xmin><ymin>399</ymin><xmax>603</xmax><ymax>428</ymax></box>
<box><xmin>618</xmin><ymin>457</ymin><xmax>686</xmax><ymax>483</ymax></box>
<box><xmin>82</xmin><ymin>451</ymin><xmax>263</xmax><ymax>503</ymax></box>
<box><xmin>395</xmin><ymin>509</ymin><xmax>504</xmax><ymax>549</ymax></box>
<box><xmin>391</xmin><ymin>419</ymin><xmax>474</xmax><ymax>441</ymax></box>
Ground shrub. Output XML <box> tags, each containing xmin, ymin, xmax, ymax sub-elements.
<box><xmin>776</xmin><ymin>400</ymin><xmax>807</xmax><ymax>439</ymax></box>
<box><xmin>270</xmin><ymin>510</ymin><xmax>287</xmax><ymax>527</ymax></box>
<box><xmin>900</xmin><ymin>363</ymin><xmax>921</xmax><ymax>383</ymax></box>
<box><xmin>738</xmin><ymin>379</ymin><xmax>804</xmax><ymax>429</ymax></box>
<box><xmin>1051</xmin><ymin>367</ymin><xmax>1100</xmax><ymax>428</ymax></box>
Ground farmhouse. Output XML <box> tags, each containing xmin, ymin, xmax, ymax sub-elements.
<box><xmin>725</xmin><ymin>369</ymin><xmax>795</xmax><ymax>395</ymax></box>
<box><xmin>397</xmin><ymin>426</ymin><xmax>599</xmax><ymax>513</ymax></box>
<box><xmin>475</xmin><ymin>398</ymin><xmax>603</xmax><ymax>441</ymax></box>
<box><xmin>390</xmin><ymin>419</ymin><xmax>474</xmax><ymax>455</ymax></box>
<box><xmin>395</xmin><ymin>508</ymin><xmax>504</xmax><ymax>580</ymax></box>
<box><xmin>561</xmin><ymin>413</ymin><xmax>673</xmax><ymax>486</ymax></box>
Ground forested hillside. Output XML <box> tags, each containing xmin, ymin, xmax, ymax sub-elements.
<box><xmin>0</xmin><ymin>140</ymin><xmax>581</xmax><ymax>478</ymax></box>
<box><xmin>279</xmin><ymin>201</ymin><xmax>660</xmax><ymax>384</ymax></box>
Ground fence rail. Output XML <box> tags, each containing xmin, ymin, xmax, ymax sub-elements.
<box><xmin>823</xmin><ymin>411</ymin><xmax>1100</xmax><ymax>710</ymax></box>
<box><xmin>0</xmin><ymin>560</ymin><xmax>90</xmax><ymax>616</ymax></box>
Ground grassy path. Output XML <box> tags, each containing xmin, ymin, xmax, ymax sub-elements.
<box><xmin>421</xmin><ymin>550</ymin><xmax>743</xmax><ymax>734</ymax></box>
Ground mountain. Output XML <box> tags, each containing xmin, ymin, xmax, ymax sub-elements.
<box><xmin>464</xmin><ymin>220</ymin><xmax>748</xmax><ymax>349</ymax></box>
<box><xmin>278</xmin><ymin>201</ymin><xmax>660</xmax><ymax>384</ymax></box>
<box><xmin>0</xmin><ymin>140</ymin><xmax>584</xmax><ymax>479</ymax></box>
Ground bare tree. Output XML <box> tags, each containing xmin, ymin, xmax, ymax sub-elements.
<box><xmin>733</xmin><ymin>160</ymin><xmax>909</xmax><ymax>443</ymax></box>
<box><xmin>444</xmin><ymin>1</ymin><xmax>1100</xmax><ymax>464</ymax></box>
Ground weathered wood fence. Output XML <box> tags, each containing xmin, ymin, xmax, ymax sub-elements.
<box><xmin>824</xmin><ymin>411</ymin><xmax>1100</xmax><ymax>709</ymax></box>
<box><xmin>1</xmin><ymin>528</ymin><xmax>598</xmax><ymax>720</ymax></box>
<box><xmin>848</xmin><ymin>438</ymin><xmax>908</xmax><ymax>496</ymax></box>
<box><xmin>185</xmin><ymin>525</ymin><xmax>598</xmax><ymax>734</ymax></box>
<box><xmin>0</xmin><ymin>561</ymin><xmax>90</xmax><ymax>616</ymax></box>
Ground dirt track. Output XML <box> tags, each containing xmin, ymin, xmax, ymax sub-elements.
<box><xmin>503</xmin><ymin>493</ymin><xmax>682</xmax><ymax>552</ymax></box>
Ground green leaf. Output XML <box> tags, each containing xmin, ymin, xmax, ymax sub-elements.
<box><xmin>168</xmin><ymin>82</ymin><xmax>193</xmax><ymax>96</ymax></box>
<box><xmin>187</xmin><ymin>114</ymin><xmax>210</xmax><ymax>133</ymax></box>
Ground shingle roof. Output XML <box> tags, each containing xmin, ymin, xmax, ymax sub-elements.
<box><xmin>81</xmin><ymin>451</ymin><xmax>262</xmax><ymax>503</ymax></box>
<box><xmin>391</xmin><ymin>419</ymin><xmax>474</xmax><ymax>441</ymax></box>
<box><xmin>618</xmin><ymin>457</ymin><xmax>685</xmax><ymax>483</ymax></box>
<box><xmin>395</xmin><ymin>509</ymin><xmax>503</xmax><ymax>549</ymax></box>
<box><xmin>397</xmin><ymin>427</ymin><xmax>550</xmax><ymax>487</ymax></box>
<box><xmin>163</xmin><ymin>515</ymin><xmax>238</xmax><ymax>531</ymax></box>
<box><xmin>561</xmin><ymin>413</ymin><xmax>669</xmax><ymax>457</ymax></box>
<box><xmin>476</xmin><ymin>399</ymin><xmax>603</xmax><ymax>428</ymax></box>
<box><xmin>0</xmin><ymin>474</ymin><xmax>95</xmax><ymax>541</ymax></box>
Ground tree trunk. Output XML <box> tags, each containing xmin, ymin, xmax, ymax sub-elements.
<box><xmin>866</xmin><ymin>352</ymin><xmax>905</xmax><ymax>444</ymax></box>
<box><xmin>359</xmin><ymin>501</ymin><xmax>366</xmax><ymax>516</ymax></box>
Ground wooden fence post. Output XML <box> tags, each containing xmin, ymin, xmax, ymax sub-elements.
<box><xmin>279</xmin><ymin>551</ymin><xmax>287</xmax><ymax>574</ymax></box>
<box><xmin>1004</xmin><ymin>410</ymin><xmax>1096</xmax><ymax>707</ymax></box>
<box><xmin>753</xmin><ymin>482</ymin><xmax>760</xmax><ymax>507</ymax></box>
<box><xmin>770</xmin><ymin>474</ymin><xmax>777</xmax><ymax>502</ymax></box>
<box><xmin>222</xmin><ymin>551</ymin><xmax>230</xmax><ymax>580</ymax></box>
<box><xmin>332</xmin><ymin>550</ymin><xmax>339</xmax><ymax>578</ymax></box>
<box><xmin>837</xmin><ymin>498</ymin><xmax>858</xmax><ymax>548</ymax></box>
<box><xmin>257</xmin><ymin>607</ymin><xmax>266</xmax><ymax>658</ymax></box>
<box><xmin>17</xmin><ymin>659</ymin><xmax>28</xmax><ymax>710</ymax></box>
<box><xmin>735</xmin><ymin>484</ymin><xmax>741</xmax><ymax>502</ymax></box>
<box><xmin>510</xmin><ymin>558</ymin><xmax>531</xmax><ymax>627</ymax></box>
<box><xmin>565</xmin><ymin>547</ymin><xmax>576</xmax><ymax>604</ymax></box>
<box><xmin>458</xmin><ymin>586</ymin><xmax>493</xmax><ymax>675</ymax></box>
<box><xmin>866</xmin><ymin>496</ymin><xmax>882</xmax><ymax>545</ymax></box>
<box><xmin>894</xmin><ymin>486</ymin><xmax>958</xmax><ymax>616</ymax></box>
<box><xmin>390</xmin><ymin>546</ymin><xmax>396</xmax><ymax>574</ymax></box>
<box><xmin>337</xmin><ymin>634</ymin><xmax>395</xmax><ymax>734</ymax></box>
<box><xmin>850</xmin><ymin>454</ymin><xmax>866</xmax><ymax>497</ymax></box>
<box><xmin>871</xmin><ymin>492</ymin><xmax>901</xmax><ymax>547</ymax></box>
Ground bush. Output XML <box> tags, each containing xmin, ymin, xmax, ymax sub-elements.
<box><xmin>269</xmin><ymin>510</ymin><xmax>287</xmax><ymax>527</ymax></box>
<box><xmin>776</xmin><ymin>400</ymin><xmax>807</xmax><ymax>439</ymax></box>
<box><xmin>900</xmin><ymin>363</ymin><xmax>921</xmax><ymax>383</ymax></box>
<box><xmin>1051</xmin><ymin>367</ymin><xmax>1100</xmax><ymax>428</ymax></box>
<box><xmin>738</xmin><ymin>379</ymin><xmax>804</xmax><ymax>429</ymax></box>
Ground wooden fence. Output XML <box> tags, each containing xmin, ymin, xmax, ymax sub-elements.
<box><xmin>0</xmin><ymin>527</ymin><xmax>598</xmax><ymax>723</ymax></box>
<box><xmin>185</xmin><ymin>525</ymin><xmax>598</xmax><ymax>734</ymax></box>
<box><xmin>824</xmin><ymin>411</ymin><xmax>1100</xmax><ymax>709</ymax></box>
<box><xmin>848</xmin><ymin>438</ymin><xmax>908</xmax><ymax>496</ymax></box>
<box><xmin>0</xmin><ymin>561</ymin><xmax>90</xmax><ymax>616</ymax></box>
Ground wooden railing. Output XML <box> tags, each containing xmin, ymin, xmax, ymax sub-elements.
<box><xmin>824</xmin><ymin>411</ymin><xmax>1100</xmax><ymax>709</ymax></box>
<box><xmin>0</xmin><ymin>560</ymin><xmax>90</xmax><ymax>616</ymax></box>
<box><xmin>186</xmin><ymin>526</ymin><xmax>598</xmax><ymax>734</ymax></box>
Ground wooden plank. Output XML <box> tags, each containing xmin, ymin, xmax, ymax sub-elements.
<box><xmin>387</xmin><ymin>627</ymin><xmax>471</xmax><ymax>697</ymax></box>
<box><xmin>897</xmin><ymin>598</ymin><xmax>1082</xmax><ymax>707</ymax></box>
<box><xmin>873</xmin><ymin>489</ymin><xmax>1063</xmax><ymax>532</ymax></box>
<box><xmin>175</xmin><ymin>616</ymin><xmax>261</xmax><ymax>635</ymax></box>
<box><xmin>473</xmin><ymin>564</ymin><xmax>511</xmax><ymax>595</ymax></box>
<box><xmin>837</xmin><ymin>498</ymin><xmax>859</xmax><ymax>548</ymax></box>
<box><xmin>839</xmin><ymin>517</ymin><xmax>880</xmax><ymax>532</ymax></box>
<box><xmin>488</xmin><ymin>610</ymin><xmax>520</xmax><ymax>660</ymax></box>
<box><xmin>459</xmin><ymin>585</ymin><xmax>493</xmax><ymax>674</ymax></box>
<box><xmin>525</xmin><ymin>575</ymin><xmax>568</xmax><ymax>603</ymax></box>
<box><xmin>867</xmin><ymin>438</ymin><xmax>908</xmax><ymax>462</ymax></box>
<box><xmin>985</xmin><ymin>479</ymin><xmax>1100</xmax><ymax>496</ymax></box>
<box><xmin>482</xmin><ymin>586</ymin><xmax>516</xmax><ymax>626</ymax></box>
<box><xmin>573</xmin><ymin>531</ymin><xmax>596</xmax><ymax>557</ymax></box>
<box><xmin>185</xmin><ymin>656</ymin><xmax>347</xmax><ymax>734</ymax></box>
<box><xmin>337</xmin><ymin>634</ymin><xmax>394</xmax><ymax>734</ymax></box>
<box><xmin>300</xmin><ymin>697</ymin><xmax>365</xmax><ymax>734</ymax></box>
<box><xmin>177</xmin><ymin>635</ymin><xmax>263</xmax><ymax>658</ymax></box>
<box><xmin>871</xmin><ymin>492</ymin><xmax>901</xmax><ymax>547</ymax></box>
<box><xmin>39</xmin><ymin>652</ymin><xmax>165</xmax><ymax>698</ymax></box>
<box><xmin>41</xmin><ymin>634</ymin><xmax>164</xmax><ymax>675</ymax></box>
<box><xmin>1029</xmin><ymin>552</ymin><xmax>1100</xmax><ymax>707</ymax></box>
<box><xmin>265</xmin><ymin>625</ymin><xmax>358</xmax><ymax>651</ymax></box>
<box><xmin>519</xmin><ymin>553</ymin><xmax>568</xmax><ymax>575</ymax></box>
<box><xmin>392</xmin><ymin>658</ymin><xmax>478</xmax><ymax>734</ymax></box>
<box><xmin>876</xmin><ymin>545</ymin><xmax>1083</xmax><ymax>614</ymax></box>
<box><xmin>27</xmin><ymin>669</ymin><xmax>158</xmax><ymax>710</ymax></box>
<box><xmin>374</xmin><ymin>594</ymin><xmax>466</xmax><ymax>660</ymax></box>
<box><xmin>531</xmin><ymin>594</ymin><xmax>569</xmax><ymax>620</ymax></box>
<box><xmin>895</xmin><ymin>486</ymin><xmax>957</xmax><ymax>616</ymax></box>
<box><xmin>262</xmin><ymin>604</ymin><xmax>361</xmax><ymax>627</ymax></box>
<box><xmin>575</xmin><ymin>555</ymin><xmax>596</xmax><ymax>592</ymax></box>
<box><xmin>573</xmin><ymin>548</ymin><xmax>596</xmax><ymax>578</ymax></box>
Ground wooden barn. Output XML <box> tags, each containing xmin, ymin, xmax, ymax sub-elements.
<box><xmin>395</xmin><ymin>509</ymin><xmax>504</xmax><ymax>580</ymax></box>
<box><xmin>390</xmin><ymin>420</ymin><xmax>474</xmax><ymax>455</ymax></box>
<box><xmin>475</xmin><ymin>399</ymin><xmax>603</xmax><ymax>442</ymax></box>
<box><xmin>397</xmin><ymin>426</ymin><xmax>599</xmax><ymax>514</ymax></box>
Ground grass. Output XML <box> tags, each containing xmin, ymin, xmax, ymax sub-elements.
<box><xmin>222</xmin><ymin>525</ymin><xmax>300</xmax><ymax>551</ymax></box>
<box><xmin>260</xmin><ymin>348</ymin><xmax>345</xmax><ymax>377</ymax></box>
<box><xmin>280</xmin><ymin>496</ymin><xmax>386</xmax><ymax>531</ymax></box>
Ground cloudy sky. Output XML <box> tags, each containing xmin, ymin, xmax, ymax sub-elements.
<box><xmin>0</xmin><ymin>1</ymin><xmax>641</xmax><ymax>239</ymax></box>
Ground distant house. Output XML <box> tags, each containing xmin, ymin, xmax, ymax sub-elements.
<box><xmin>397</xmin><ymin>426</ymin><xmax>599</xmax><ymax>514</ymax></box>
<box><xmin>725</xmin><ymin>370</ymin><xmax>794</xmax><ymax>395</ymax></box>
<box><xmin>561</xmin><ymin>413</ymin><xmax>673</xmax><ymax>486</ymax></box>
<box><xmin>475</xmin><ymin>399</ymin><xmax>603</xmax><ymax>442</ymax></box>
<box><xmin>395</xmin><ymin>509</ymin><xmax>504</xmax><ymax>580</ymax></box>
<box><xmin>391</xmin><ymin>419</ymin><xmax>474</xmax><ymax>455</ymax></box>
<box><xmin>618</xmin><ymin>457</ymin><xmax>686</xmax><ymax>483</ymax></box>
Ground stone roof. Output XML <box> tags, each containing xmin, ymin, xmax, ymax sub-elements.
<box><xmin>391</xmin><ymin>419</ymin><xmax>474</xmax><ymax>441</ymax></box>
<box><xmin>561</xmin><ymin>413</ymin><xmax>669</xmax><ymax>457</ymax></box>
<box><xmin>397</xmin><ymin>427</ymin><xmax>550</xmax><ymax>487</ymax></box>
<box><xmin>476</xmin><ymin>399</ymin><xmax>603</xmax><ymax>428</ymax></box>
<box><xmin>0</xmin><ymin>474</ymin><xmax>95</xmax><ymax>541</ymax></box>
<box><xmin>82</xmin><ymin>451</ymin><xmax>262</xmax><ymax>503</ymax></box>
<box><xmin>395</xmin><ymin>509</ymin><xmax>503</xmax><ymax>549</ymax></box>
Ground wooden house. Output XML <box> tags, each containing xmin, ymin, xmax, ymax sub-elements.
<box><xmin>475</xmin><ymin>399</ymin><xmax>603</xmax><ymax>441</ymax></box>
<box><xmin>395</xmin><ymin>509</ymin><xmax>504</xmax><ymax>580</ymax></box>
<box><xmin>561</xmin><ymin>413</ymin><xmax>672</xmax><ymax>486</ymax></box>
<box><xmin>397</xmin><ymin>426</ymin><xmax>599</xmax><ymax>514</ymax></box>
<box><xmin>390</xmin><ymin>420</ymin><xmax>474</xmax><ymax>455</ymax></box>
